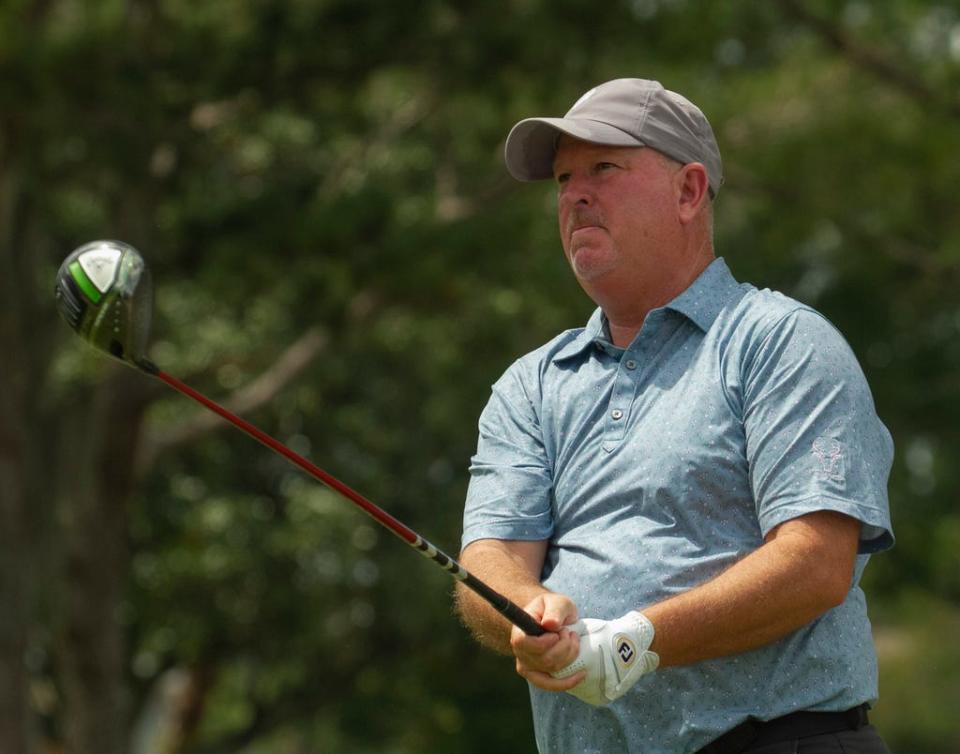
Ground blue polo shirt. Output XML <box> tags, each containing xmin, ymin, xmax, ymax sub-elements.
<box><xmin>461</xmin><ymin>258</ymin><xmax>894</xmax><ymax>753</ymax></box>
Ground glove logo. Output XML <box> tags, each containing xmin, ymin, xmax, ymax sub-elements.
<box><xmin>552</xmin><ymin>613</ymin><xmax>658</xmax><ymax>706</ymax></box>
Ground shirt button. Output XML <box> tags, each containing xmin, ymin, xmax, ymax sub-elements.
<box><xmin>611</xmin><ymin>409</ymin><xmax>624</xmax><ymax>420</ymax></box>
<box><xmin>625</xmin><ymin>359</ymin><xmax>637</xmax><ymax>370</ymax></box>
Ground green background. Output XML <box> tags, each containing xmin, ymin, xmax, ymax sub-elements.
<box><xmin>1</xmin><ymin>0</ymin><xmax>958</xmax><ymax>751</ymax></box>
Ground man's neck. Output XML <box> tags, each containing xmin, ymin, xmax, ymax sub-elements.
<box><xmin>599</xmin><ymin>250</ymin><xmax>715</xmax><ymax>348</ymax></box>
<box><xmin>606</xmin><ymin>319</ymin><xmax>644</xmax><ymax>349</ymax></box>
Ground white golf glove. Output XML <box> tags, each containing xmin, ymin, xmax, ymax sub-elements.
<box><xmin>551</xmin><ymin>610</ymin><xmax>659</xmax><ymax>706</ymax></box>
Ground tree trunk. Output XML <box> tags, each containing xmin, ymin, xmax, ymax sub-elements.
<box><xmin>55</xmin><ymin>369</ymin><xmax>150</xmax><ymax>754</ymax></box>
<box><xmin>0</xmin><ymin>403</ymin><xmax>33</xmax><ymax>754</ymax></box>
<box><xmin>0</xmin><ymin>145</ymin><xmax>45</xmax><ymax>754</ymax></box>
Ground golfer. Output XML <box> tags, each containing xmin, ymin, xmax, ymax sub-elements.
<box><xmin>456</xmin><ymin>78</ymin><xmax>893</xmax><ymax>753</ymax></box>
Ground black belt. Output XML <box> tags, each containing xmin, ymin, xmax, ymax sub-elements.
<box><xmin>696</xmin><ymin>703</ymin><xmax>870</xmax><ymax>754</ymax></box>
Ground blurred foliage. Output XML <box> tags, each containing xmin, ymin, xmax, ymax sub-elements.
<box><xmin>2</xmin><ymin>0</ymin><xmax>959</xmax><ymax>751</ymax></box>
<box><xmin>872</xmin><ymin>591</ymin><xmax>960</xmax><ymax>753</ymax></box>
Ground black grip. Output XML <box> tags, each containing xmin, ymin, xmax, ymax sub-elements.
<box><xmin>461</xmin><ymin>572</ymin><xmax>546</xmax><ymax>636</ymax></box>
<box><xmin>499</xmin><ymin>599</ymin><xmax>547</xmax><ymax>636</ymax></box>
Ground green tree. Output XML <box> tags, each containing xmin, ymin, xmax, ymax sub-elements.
<box><xmin>1</xmin><ymin>1</ymin><xmax>958</xmax><ymax>752</ymax></box>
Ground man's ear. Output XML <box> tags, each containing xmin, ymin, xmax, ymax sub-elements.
<box><xmin>676</xmin><ymin>163</ymin><xmax>710</xmax><ymax>225</ymax></box>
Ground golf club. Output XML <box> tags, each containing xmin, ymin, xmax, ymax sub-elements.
<box><xmin>54</xmin><ymin>240</ymin><xmax>545</xmax><ymax>636</ymax></box>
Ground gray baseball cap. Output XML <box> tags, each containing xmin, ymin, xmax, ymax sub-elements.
<box><xmin>504</xmin><ymin>78</ymin><xmax>723</xmax><ymax>197</ymax></box>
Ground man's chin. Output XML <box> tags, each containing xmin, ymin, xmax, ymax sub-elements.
<box><xmin>570</xmin><ymin>250</ymin><xmax>618</xmax><ymax>283</ymax></box>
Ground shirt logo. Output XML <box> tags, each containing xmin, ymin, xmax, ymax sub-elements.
<box><xmin>812</xmin><ymin>437</ymin><xmax>843</xmax><ymax>481</ymax></box>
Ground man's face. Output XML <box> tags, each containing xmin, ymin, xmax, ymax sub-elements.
<box><xmin>553</xmin><ymin>137</ymin><xmax>680</xmax><ymax>290</ymax></box>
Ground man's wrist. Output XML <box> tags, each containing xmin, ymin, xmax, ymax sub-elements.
<box><xmin>613</xmin><ymin>611</ymin><xmax>659</xmax><ymax>686</ymax></box>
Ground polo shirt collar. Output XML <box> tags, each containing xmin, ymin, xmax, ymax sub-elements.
<box><xmin>664</xmin><ymin>257</ymin><xmax>741</xmax><ymax>333</ymax></box>
<box><xmin>551</xmin><ymin>307</ymin><xmax>610</xmax><ymax>362</ymax></box>
<box><xmin>551</xmin><ymin>257</ymin><xmax>741</xmax><ymax>363</ymax></box>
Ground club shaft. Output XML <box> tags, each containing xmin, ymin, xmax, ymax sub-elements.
<box><xmin>152</xmin><ymin>367</ymin><xmax>545</xmax><ymax>636</ymax></box>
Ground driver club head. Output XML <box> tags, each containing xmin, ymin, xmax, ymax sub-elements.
<box><xmin>54</xmin><ymin>240</ymin><xmax>156</xmax><ymax>372</ymax></box>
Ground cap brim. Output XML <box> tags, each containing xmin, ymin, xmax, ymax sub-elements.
<box><xmin>504</xmin><ymin>117</ymin><xmax>645</xmax><ymax>181</ymax></box>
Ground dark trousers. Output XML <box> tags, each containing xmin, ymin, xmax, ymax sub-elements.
<box><xmin>740</xmin><ymin>725</ymin><xmax>890</xmax><ymax>753</ymax></box>
<box><xmin>696</xmin><ymin>705</ymin><xmax>890</xmax><ymax>754</ymax></box>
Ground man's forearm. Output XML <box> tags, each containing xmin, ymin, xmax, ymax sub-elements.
<box><xmin>455</xmin><ymin>539</ymin><xmax>549</xmax><ymax>654</ymax></box>
<box><xmin>644</xmin><ymin>511</ymin><xmax>860</xmax><ymax>666</ymax></box>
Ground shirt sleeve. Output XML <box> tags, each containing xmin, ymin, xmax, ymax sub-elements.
<box><xmin>461</xmin><ymin>361</ymin><xmax>555</xmax><ymax>550</ymax></box>
<box><xmin>742</xmin><ymin>308</ymin><xmax>894</xmax><ymax>552</ymax></box>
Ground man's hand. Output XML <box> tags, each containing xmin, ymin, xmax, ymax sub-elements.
<box><xmin>552</xmin><ymin>611</ymin><xmax>659</xmax><ymax>705</ymax></box>
<box><xmin>509</xmin><ymin>593</ymin><xmax>586</xmax><ymax>692</ymax></box>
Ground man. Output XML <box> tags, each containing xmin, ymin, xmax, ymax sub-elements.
<box><xmin>455</xmin><ymin>78</ymin><xmax>894</xmax><ymax>754</ymax></box>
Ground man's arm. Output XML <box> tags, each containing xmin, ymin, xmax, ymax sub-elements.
<box><xmin>644</xmin><ymin>510</ymin><xmax>861</xmax><ymax>666</ymax></box>
<box><xmin>519</xmin><ymin>510</ymin><xmax>862</xmax><ymax>704</ymax></box>
<box><xmin>457</xmin><ymin>512</ymin><xmax>859</xmax><ymax>698</ymax></box>
<box><xmin>455</xmin><ymin>538</ymin><xmax>585</xmax><ymax>691</ymax></box>
<box><xmin>454</xmin><ymin>539</ymin><xmax>551</xmax><ymax>654</ymax></box>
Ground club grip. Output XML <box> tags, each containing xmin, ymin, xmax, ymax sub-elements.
<box><xmin>461</xmin><ymin>572</ymin><xmax>545</xmax><ymax>636</ymax></box>
<box><xmin>500</xmin><ymin>600</ymin><xmax>547</xmax><ymax>636</ymax></box>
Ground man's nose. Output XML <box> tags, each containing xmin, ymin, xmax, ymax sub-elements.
<box><xmin>559</xmin><ymin>175</ymin><xmax>594</xmax><ymax>208</ymax></box>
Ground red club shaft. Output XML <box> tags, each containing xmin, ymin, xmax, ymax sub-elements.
<box><xmin>152</xmin><ymin>368</ymin><xmax>545</xmax><ymax>636</ymax></box>
<box><xmin>156</xmin><ymin>370</ymin><xmax>420</xmax><ymax>543</ymax></box>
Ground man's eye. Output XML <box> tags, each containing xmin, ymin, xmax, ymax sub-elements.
<box><xmin>596</xmin><ymin>162</ymin><xmax>617</xmax><ymax>171</ymax></box>
<box><xmin>555</xmin><ymin>172</ymin><xmax>570</xmax><ymax>184</ymax></box>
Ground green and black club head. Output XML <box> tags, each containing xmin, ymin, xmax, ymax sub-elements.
<box><xmin>54</xmin><ymin>240</ymin><xmax>157</xmax><ymax>373</ymax></box>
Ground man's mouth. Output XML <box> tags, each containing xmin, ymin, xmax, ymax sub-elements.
<box><xmin>567</xmin><ymin>210</ymin><xmax>605</xmax><ymax>239</ymax></box>
<box><xmin>570</xmin><ymin>224</ymin><xmax>604</xmax><ymax>242</ymax></box>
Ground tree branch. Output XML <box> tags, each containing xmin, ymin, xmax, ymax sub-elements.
<box><xmin>135</xmin><ymin>328</ymin><xmax>328</xmax><ymax>475</ymax></box>
<box><xmin>778</xmin><ymin>0</ymin><xmax>960</xmax><ymax>120</ymax></box>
